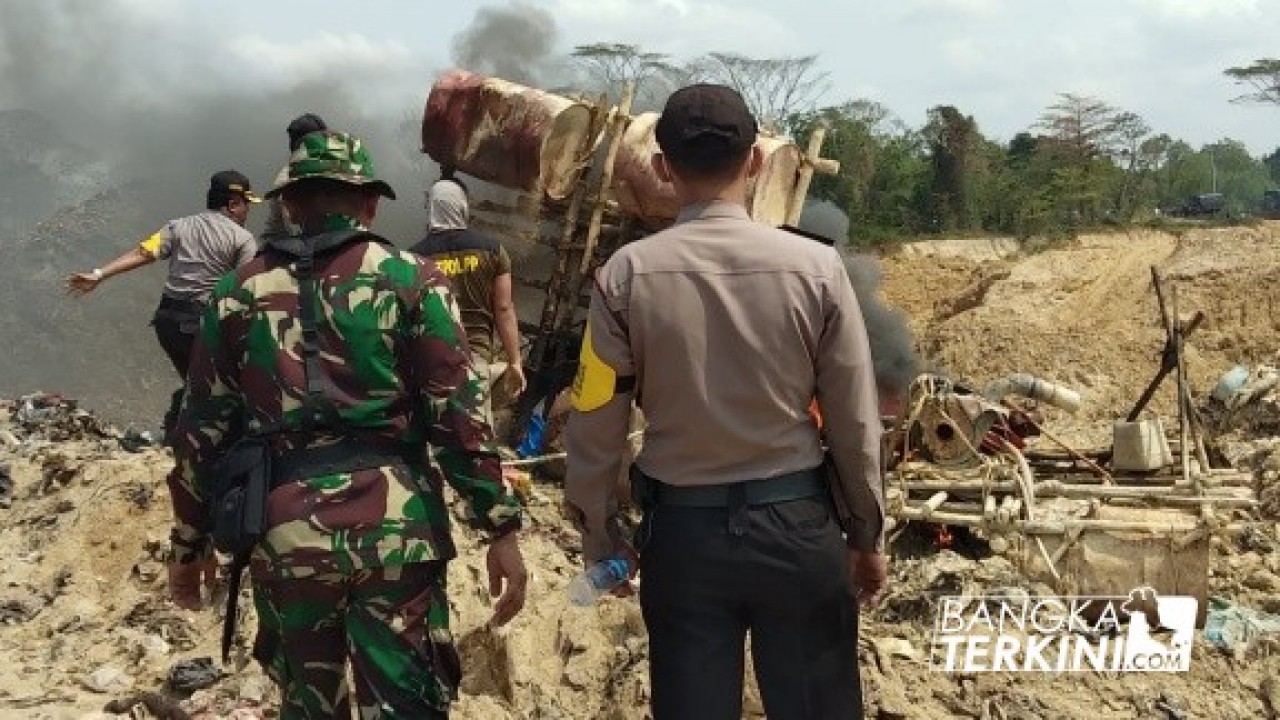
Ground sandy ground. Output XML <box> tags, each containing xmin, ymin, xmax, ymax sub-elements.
<box><xmin>2</xmin><ymin>222</ymin><xmax>1279</xmax><ymax>719</ymax></box>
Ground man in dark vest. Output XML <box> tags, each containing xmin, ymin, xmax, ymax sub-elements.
<box><xmin>411</xmin><ymin>173</ymin><xmax>526</xmax><ymax>428</ymax></box>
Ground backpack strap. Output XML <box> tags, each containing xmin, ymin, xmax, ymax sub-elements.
<box><xmin>293</xmin><ymin>247</ymin><xmax>340</xmax><ymax>432</ymax></box>
<box><xmin>255</xmin><ymin>229</ymin><xmax>393</xmax><ymax>435</ymax></box>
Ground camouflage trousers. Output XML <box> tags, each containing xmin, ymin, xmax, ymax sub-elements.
<box><xmin>250</xmin><ymin>560</ymin><xmax>460</xmax><ymax>719</ymax></box>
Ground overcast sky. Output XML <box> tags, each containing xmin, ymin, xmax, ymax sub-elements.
<box><xmin>2</xmin><ymin>0</ymin><xmax>1277</xmax><ymax>155</ymax></box>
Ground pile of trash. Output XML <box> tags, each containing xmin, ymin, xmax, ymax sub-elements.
<box><xmin>1208</xmin><ymin>361</ymin><xmax>1280</xmax><ymax>436</ymax></box>
<box><xmin>1204</xmin><ymin>361</ymin><xmax>1280</xmax><ymax>516</ymax></box>
<box><xmin>1</xmin><ymin>392</ymin><xmax>158</xmax><ymax>454</ymax></box>
<box><xmin>3</xmin><ymin>388</ymin><xmax>1279</xmax><ymax>719</ymax></box>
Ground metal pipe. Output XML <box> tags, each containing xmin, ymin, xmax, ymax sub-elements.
<box><xmin>984</xmin><ymin>373</ymin><xmax>1082</xmax><ymax>413</ymax></box>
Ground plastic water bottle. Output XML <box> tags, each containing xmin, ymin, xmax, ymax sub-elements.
<box><xmin>567</xmin><ymin>555</ymin><xmax>633</xmax><ymax>606</ymax></box>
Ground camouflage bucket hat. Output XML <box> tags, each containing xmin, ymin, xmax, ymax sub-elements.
<box><xmin>265</xmin><ymin>130</ymin><xmax>397</xmax><ymax>200</ymax></box>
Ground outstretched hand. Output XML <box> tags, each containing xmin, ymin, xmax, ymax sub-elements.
<box><xmin>65</xmin><ymin>272</ymin><xmax>102</xmax><ymax>296</ymax></box>
<box><xmin>486</xmin><ymin>531</ymin><xmax>528</xmax><ymax>627</ymax></box>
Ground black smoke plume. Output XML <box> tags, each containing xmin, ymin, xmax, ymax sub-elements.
<box><xmin>0</xmin><ymin>0</ymin><xmax>443</xmax><ymax>422</ymax></box>
<box><xmin>450</xmin><ymin>3</ymin><xmax>563</xmax><ymax>88</ymax></box>
<box><xmin>799</xmin><ymin>199</ymin><xmax>920</xmax><ymax>397</ymax></box>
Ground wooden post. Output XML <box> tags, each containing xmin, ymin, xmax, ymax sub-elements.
<box><xmin>1173</xmin><ymin>285</ymin><xmax>1193</xmax><ymax>498</ymax></box>
<box><xmin>785</xmin><ymin>126</ymin><xmax>838</xmax><ymax>226</ymax></box>
<box><xmin>1170</xmin><ymin>285</ymin><xmax>1216</xmax><ymax>523</ymax></box>
<box><xmin>529</xmin><ymin>96</ymin><xmax>607</xmax><ymax>372</ymax></box>
<box><xmin>579</xmin><ymin>82</ymin><xmax>635</xmax><ymax>274</ymax></box>
<box><xmin>783</xmin><ymin>126</ymin><xmax>824</xmax><ymax>224</ymax></box>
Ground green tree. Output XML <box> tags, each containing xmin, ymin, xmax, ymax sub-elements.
<box><xmin>919</xmin><ymin>105</ymin><xmax>984</xmax><ymax>231</ymax></box>
<box><xmin>1006</xmin><ymin>132</ymin><xmax>1039</xmax><ymax>169</ymax></box>
<box><xmin>1032</xmin><ymin>94</ymin><xmax>1149</xmax><ymax>224</ymax></box>
<box><xmin>570</xmin><ymin>43</ymin><xmax>682</xmax><ymax>107</ymax></box>
<box><xmin>694</xmin><ymin>53</ymin><xmax>830</xmax><ymax>135</ymax></box>
<box><xmin>1224</xmin><ymin>58</ymin><xmax>1280</xmax><ymax>106</ymax></box>
<box><xmin>792</xmin><ymin>101</ymin><xmax>925</xmax><ymax>244</ymax></box>
<box><xmin>1262</xmin><ymin>148</ymin><xmax>1280</xmax><ymax>185</ymax></box>
<box><xmin>1109</xmin><ymin>111</ymin><xmax>1153</xmax><ymax>218</ymax></box>
<box><xmin>1204</xmin><ymin>140</ymin><xmax>1271</xmax><ymax>212</ymax></box>
<box><xmin>1036</xmin><ymin>93</ymin><xmax>1121</xmax><ymax>163</ymax></box>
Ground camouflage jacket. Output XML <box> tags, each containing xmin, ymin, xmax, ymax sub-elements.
<box><xmin>166</xmin><ymin>225</ymin><xmax>521</xmax><ymax>576</ymax></box>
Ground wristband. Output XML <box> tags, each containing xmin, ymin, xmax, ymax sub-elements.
<box><xmin>91</xmin><ymin>268</ymin><xmax>104</xmax><ymax>281</ymax></box>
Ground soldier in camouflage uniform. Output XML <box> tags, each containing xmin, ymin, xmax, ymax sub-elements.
<box><xmin>165</xmin><ymin>130</ymin><xmax>527</xmax><ymax>719</ymax></box>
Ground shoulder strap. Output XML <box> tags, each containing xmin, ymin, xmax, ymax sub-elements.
<box><xmin>294</xmin><ymin>247</ymin><xmax>342</xmax><ymax>433</ymax></box>
<box><xmin>255</xmin><ymin>229</ymin><xmax>391</xmax><ymax>436</ymax></box>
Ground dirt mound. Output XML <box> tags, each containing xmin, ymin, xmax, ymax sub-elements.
<box><xmin>3</xmin><ymin>221</ymin><xmax>1280</xmax><ymax>719</ymax></box>
<box><xmin>879</xmin><ymin>224</ymin><xmax>1280</xmax><ymax>447</ymax></box>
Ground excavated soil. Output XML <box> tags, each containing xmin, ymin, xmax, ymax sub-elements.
<box><xmin>2</xmin><ymin>223</ymin><xmax>1279</xmax><ymax>719</ymax></box>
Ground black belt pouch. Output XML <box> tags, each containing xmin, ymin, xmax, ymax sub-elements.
<box><xmin>208</xmin><ymin>437</ymin><xmax>273</xmax><ymax>556</ymax></box>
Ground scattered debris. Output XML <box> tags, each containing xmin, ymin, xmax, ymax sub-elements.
<box><xmin>83</xmin><ymin>665</ymin><xmax>134</xmax><ymax>694</ymax></box>
<box><xmin>0</xmin><ymin>589</ymin><xmax>46</xmax><ymax>623</ymax></box>
<box><xmin>0</xmin><ymin>461</ymin><xmax>11</xmax><ymax>508</ymax></box>
<box><xmin>166</xmin><ymin>657</ymin><xmax>223</xmax><ymax>693</ymax></box>
<box><xmin>8</xmin><ymin>392</ymin><xmax>116</xmax><ymax>443</ymax></box>
<box><xmin>119</xmin><ymin>427</ymin><xmax>157</xmax><ymax>453</ymax></box>
<box><xmin>1203</xmin><ymin>597</ymin><xmax>1280</xmax><ymax>652</ymax></box>
<box><xmin>104</xmin><ymin>691</ymin><xmax>192</xmax><ymax>720</ymax></box>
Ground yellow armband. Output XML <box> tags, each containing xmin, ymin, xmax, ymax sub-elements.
<box><xmin>139</xmin><ymin>231</ymin><xmax>165</xmax><ymax>258</ymax></box>
<box><xmin>571</xmin><ymin>325</ymin><xmax>634</xmax><ymax>411</ymax></box>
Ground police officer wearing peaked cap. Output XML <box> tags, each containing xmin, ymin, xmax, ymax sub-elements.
<box><xmin>66</xmin><ymin>169</ymin><xmax>261</xmax><ymax>440</ymax></box>
<box><xmin>564</xmin><ymin>84</ymin><xmax>889</xmax><ymax>720</ymax></box>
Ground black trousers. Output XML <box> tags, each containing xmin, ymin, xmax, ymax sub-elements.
<box><xmin>152</xmin><ymin>308</ymin><xmax>198</xmax><ymax>378</ymax></box>
<box><xmin>152</xmin><ymin>299</ymin><xmax>201</xmax><ymax>441</ymax></box>
<box><xmin>639</xmin><ymin>494</ymin><xmax>863</xmax><ymax>720</ymax></box>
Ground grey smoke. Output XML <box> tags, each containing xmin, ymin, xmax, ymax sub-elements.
<box><xmin>0</xmin><ymin>0</ymin><xmax>429</xmax><ymax>243</ymax></box>
<box><xmin>450</xmin><ymin>3</ymin><xmax>562</xmax><ymax>87</ymax></box>
<box><xmin>798</xmin><ymin>198</ymin><xmax>851</xmax><ymax>245</ymax></box>
<box><xmin>0</xmin><ymin>0</ymin><xmax>460</xmax><ymax>422</ymax></box>
<box><xmin>799</xmin><ymin>200</ymin><xmax>919</xmax><ymax>397</ymax></box>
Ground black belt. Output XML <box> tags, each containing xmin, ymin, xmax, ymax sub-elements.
<box><xmin>654</xmin><ymin>468</ymin><xmax>825</xmax><ymax>508</ymax></box>
<box><xmin>272</xmin><ymin>437</ymin><xmax>416</xmax><ymax>485</ymax></box>
<box><xmin>157</xmin><ymin>295</ymin><xmax>205</xmax><ymax>314</ymax></box>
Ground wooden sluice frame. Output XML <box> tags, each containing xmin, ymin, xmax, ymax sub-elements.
<box><xmin>499</xmin><ymin>84</ymin><xmax>842</xmax><ymax>424</ymax></box>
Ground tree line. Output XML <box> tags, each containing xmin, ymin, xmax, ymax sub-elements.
<box><xmin>571</xmin><ymin>44</ymin><xmax>1280</xmax><ymax>246</ymax></box>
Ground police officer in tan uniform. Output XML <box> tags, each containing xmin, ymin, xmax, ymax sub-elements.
<box><xmin>564</xmin><ymin>84</ymin><xmax>888</xmax><ymax>720</ymax></box>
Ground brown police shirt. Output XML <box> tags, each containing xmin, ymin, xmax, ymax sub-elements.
<box><xmin>410</xmin><ymin>229</ymin><xmax>512</xmax><ymax>361</ymax></box>
<box><xmin>564</xmin><ymin>201</ymin><xmax>885</xmax><ymax>559</ymax></box>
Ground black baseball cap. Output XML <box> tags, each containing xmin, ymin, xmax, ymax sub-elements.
<box><xmin>655</xmin><ymin>84</ymin><xmax>758</xmax><ymax>162</ymax></box>
<box><xmin>209</xmin><ymin>170</ymin><xmax>262</xmax><ymax>203</ymax></box>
